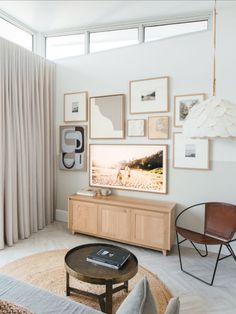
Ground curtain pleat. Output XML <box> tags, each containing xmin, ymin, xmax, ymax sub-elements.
<box><xmin>0</xmin><ymin>37</ymin><xmax>55</xmax><ymax>249</ymax></box>
<box><xmin>0</xmin><ymin>39</ymin><xmax>5</xmax><ymax>249</ymax></box>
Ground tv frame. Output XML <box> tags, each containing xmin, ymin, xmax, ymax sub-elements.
<box><xmin>89</xmin><ymin>144</ymin><xmax>168</xmax><ymax>194</ymax></box>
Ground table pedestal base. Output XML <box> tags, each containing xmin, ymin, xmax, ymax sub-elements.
<box><xmin>66</xmin><ymin>272</ymin><xmax>128</xmax><ymax>314</ymax></box>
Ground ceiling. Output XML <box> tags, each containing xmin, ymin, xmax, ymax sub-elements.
<box><xmin>0</xmin><ymin>1</ymin><xmax>235</xmax><ymax>34</ymax></box>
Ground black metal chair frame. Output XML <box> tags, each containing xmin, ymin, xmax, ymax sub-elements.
<box><xmin>175</xmin><ymin>202</ymin><xmax>236</xmax><ymax>286</ymax></box>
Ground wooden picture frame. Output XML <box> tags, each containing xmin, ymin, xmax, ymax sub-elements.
<box><xmin>173</xmin><ymin>132</ymin><xmax>209</xmax><ymax>170</ymax></box>
<box><xmin>174</xmin><ymin>93</ymin><xmax>205</xmax><ymax>127</ymax></box>
<box><xmin>148</xmin><ymin>116</ymin><xmax>169</xmax><ymax>139</ymax></box>
<box><xmin>127</xmin><ymin>119</ymin><xmax>145</xmax><ymax>137</ymax></box>
<box><xmin>90</xmin><ymin>144</ymin><xmax>168</xmax><ymax>194</ymax></box>
<box><xmin>89</xmin><ymin>94</ymin><xmax>125</xmax><ymax>139</ymax></box>
<box><xmin>129</xmin><ymin>76</ymin><xmax>169</xmax><ymax>114</ymax></box>
<box><xmin>64</xmin><ymin>91</ymin><xmax>88</xmax><ymax>122</ymax></box>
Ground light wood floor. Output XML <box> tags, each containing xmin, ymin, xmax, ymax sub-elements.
<box><xmin>0</xmin><ymin>222</ymin><xmax>235</xmax><ymax>314</ymax></box>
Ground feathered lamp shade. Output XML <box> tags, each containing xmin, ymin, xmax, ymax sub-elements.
<box><xmin>183</xmin><ymin>97</ymin><xmax>236</xmax><ymax>138</ymax></box>
<box><xmin>183</xmin><ymin>0</ymin><xmax>236</xmax><ymax>139</ymax></box>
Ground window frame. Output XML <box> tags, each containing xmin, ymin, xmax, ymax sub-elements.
<box><xmin>0</xmin><ymin>10</ymin><xmax>35</xmax><ymax>51</ymax></box>
<box><xmin>45</xmin><ymin>32</ymin><xmax>86</xmax><ymax>60</ymax></box>
<box><xmin>44</xmin><ymin>14</ymin><xmax>210</xmax><ymax>60</ymax></box>
<box><xmin>144</xmin><ymin>19</ymin><xmax>209</xmax><ymax>43</ymax></box>
<box><xmin>89</xmin><ymin>26</ymin><xmax>139</xmax><ymax>53</ymax></box>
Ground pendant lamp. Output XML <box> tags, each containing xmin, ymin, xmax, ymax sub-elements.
<box><xmin>183</xmin><ymin>1</ymin><xmax>236</xmax><ymax>138</ymax></box>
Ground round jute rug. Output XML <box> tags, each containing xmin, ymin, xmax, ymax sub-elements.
<box><xmin>0</xmin><ymin>249</ymin><xmax>172</xmax><ymax>314</ymax></box>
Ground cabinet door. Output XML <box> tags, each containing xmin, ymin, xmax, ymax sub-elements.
<box><xmin>131</xmin><ymin>210</ymin><xmax>168</xmax><ymax>249</ymax></box>
<box><xmin>72</xmin><ymin>201</ymin><xmax>98</xmax><ymax>234</ymax></box>
<box><xmin>98</xmin><ymin>205</ymin><xmax>130</xmax><ymax>241</ymax></box>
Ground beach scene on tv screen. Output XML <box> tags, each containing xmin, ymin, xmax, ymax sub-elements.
<box><xmin>90</xmin><ymin>145</ymin><xmax>166</xmax><ymax>193</ymax></box>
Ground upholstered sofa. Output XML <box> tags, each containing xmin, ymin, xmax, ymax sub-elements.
<box><xmin>0</xmin><ymin>273</ymin><xmax>179</xmax><ymax>314</ymax></box>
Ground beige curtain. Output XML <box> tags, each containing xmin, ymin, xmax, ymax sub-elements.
<box><xmin>0</xmin><ymin>37</ymin><xmax>55</xmax><ymax>249</ymax></box>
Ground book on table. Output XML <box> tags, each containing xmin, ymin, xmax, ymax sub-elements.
<box><xmin>86</xmin><ymin>247</ymin><xmax>130</xmax><ymax>269</ymax></box>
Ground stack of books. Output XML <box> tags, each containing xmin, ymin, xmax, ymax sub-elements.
<box><xmin>86</xmin><ymin>247</ymin><xmax>130</xmax><ymax>269</ymax></box>
<box><xmin>76</xmin><ymin>188</ymin><xmax>96</xmax><ymax>197</ymax></box>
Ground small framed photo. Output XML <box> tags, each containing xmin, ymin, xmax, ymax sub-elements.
<box><xmin>174</xmin><ymin>93</ymin><xmax>205</xmax><ymax>127</ymax></box>
<box><xmin>90</xmin><ymin>94</ymin><xmax>125</xmax><ymax>139</ymax></box>
<box><xmin>129</xmin><ymin>76</ymin><xmax>169</xmax><ymax>114</ymax></box>
<box><xmin>127</xmin><ymin>119</ymin><xmax>145</xmax><ymax>137</ymax></box>
<box><xmin>173</xmin><ymin>133</ymin><xmax>209</xmax><ymax>170</ymax></box>
<box><xmin>148</xmin><ymin>116</ymin><xmax>169</xmax><ymax>139</ymax></box>
<box><xmin>64</xmin><ymin>91</ymin><xmax>88</xmax><ymax>122</ymax></box>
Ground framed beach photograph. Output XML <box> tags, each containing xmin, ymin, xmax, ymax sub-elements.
<box><xmin>60</xmin><ymin>125</ymin><xmax>87</xmax><ymax>171</ymax></box>
<box><xmin>90</xmin><ymin>144</ymin><xmax>168</xmax><ymax>194</ymax></box>
<box><xmin>148</xmin><ymin>116</ymin><xmax>169</xmax><ymax>139</ymax></box>
<box><xmin>127</xmin><ymin>119</ymin><xmax>145</xmax><ymax>137</ymax></box>
<box><xmin>64</xmin><ymin>91</ymin><xmax>88</xmax><ymax>122</ymax></box>
<box><xmin>173</xmin><ymin>133</ymin><xmax>209</xmax><ymax>170</ymax></box>
<box><xmin>90</xmin><ymin>94</ymin><xmax>125</xmax><ymax>139</ymax></box>
<box><xmin>129</xmin><ymin>76</ymin><xmax>169</xmax><ymax>114</ymax></box>
<box><xmin>174</xmin><ymin>93</ymin><xmax>205</xmax><ymax>127</ymax></box>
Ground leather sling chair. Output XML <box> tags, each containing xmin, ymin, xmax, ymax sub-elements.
<box><xmin>175</xmin><ymin>202</ymin><xmax>236</xmax><ymax>286</ymax></box>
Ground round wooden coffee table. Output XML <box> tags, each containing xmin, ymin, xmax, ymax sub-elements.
<box><xmin>65</xmin><ymin>243</ymin><xmax>138</xmax><ymax>314</ymax></box>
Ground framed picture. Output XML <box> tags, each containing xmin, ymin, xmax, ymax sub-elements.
<box><xmin>174</xmin><ymin>93</ymin><xmax>205</xmax><ymax>127</ymax></box>
<box><xmin>64</xmin><ymin>91</ymin><xmax>88</xmax><ymax>122</ymax></box>
<box><xmin>127</xmin><ymin>119</ymin><xmax>145</xmax><ymax>137</ymax></box>
<box><xmin>148</xmin><ymin>116</ymin><xmax>169</xmax><ymax>139</ymax></box>
<box><xmin>90</xmin><ymin>94</ymin><xmax>125</xmax><ymax>139</ymax></box>
<box><xmin>129</xmin><ymin>76</ymin><xmax>169</xmax><ymax>114</ymax></box>
<box><xmin>60</xmin><ymin>125</ymin><xmax>87</xmax><ymax>171</ymax></box>
<box><xmin>173</xmin><ymin>133</ymin><xmax>209</xmax><ymax>170</ymax></box>
<box><xmin>90</xmin><ymin>144</ymin><xmax>168</xmax><ymax>194</ymax></box>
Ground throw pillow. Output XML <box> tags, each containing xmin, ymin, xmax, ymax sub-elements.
<box><xmin>116</xmin><ymin>276</ymin><xmax>157</xmax><ymax>314</ymax></box>
<box><xmin>164</xmin><ymin>297</ymin><xmax>180</xmax><ymax>314</ymax></box>
<box><xmin>0</xmin><ymin>299</ymin><xmax>33</xmax><ymax>314</ymax></box>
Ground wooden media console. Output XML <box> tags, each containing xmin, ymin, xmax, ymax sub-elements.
<box><xmin>68</xmin><ymin>194</ymin><xmax>176</xmax><ymax>256</ymax></box>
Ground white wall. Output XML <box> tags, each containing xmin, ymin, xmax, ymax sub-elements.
<box><xmin>55</xmin><ymin>6</ymin><xmax>236</xmax><ymax>251</ymax></box>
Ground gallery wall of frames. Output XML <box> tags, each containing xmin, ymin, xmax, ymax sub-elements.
<box><xmin>60</xmin><ymin>75</ymin><xmax>209</xmax><ymax>195</ymax></box>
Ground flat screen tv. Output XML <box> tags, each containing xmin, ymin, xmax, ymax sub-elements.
<box><xmin>89</xmin><ymin>144</ymin><xmax>167</xmax><ymax>194</ymax></box>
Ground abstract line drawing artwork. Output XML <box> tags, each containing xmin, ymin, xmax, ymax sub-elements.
<box><xmin>127</xmin><ymin>119</ymin><xmax>145</xmax><ymax>137</ymax></box>
<box><xmin>60</xmin><ymin>125</ymin><xmax>87</xmax><ymax>171</ymax></box>
<box><xmin>148</xmin><ymin>116</ymin><xmax>169</xmax><ymax>139</ymax></box>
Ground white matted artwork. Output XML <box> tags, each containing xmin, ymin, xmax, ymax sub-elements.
<box><xmin>127</xmin><ymin>119</ymin><xmax>145</xmax><ymax>137</ymax></box>
<box><xmin>129</xmin><ymin>76</ymin><xmax>169</xmax><ymax>114</ymax></box>
<box><xmin>173</xmin><ymin>133</ymin><xmax>209</xmax><ymax>170</ymax></box>
<box><xmin>148</xmin><ymin>116</ymin><xmax>169</xmax><ymax>139</ymax></box>
<box><xmin>64</xmin><ymin>91</ymin><xmax>88</xmax><ymax>122</ymax></box>
<box><xmin>174</xmin><ymin>93</ymin><xmax>205</xmax><ymax>127</ymax></box>
<box><xmin>90</xmin><ymin>94</ymin><xmax>125</xmax><ymax>139</ymax></box>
